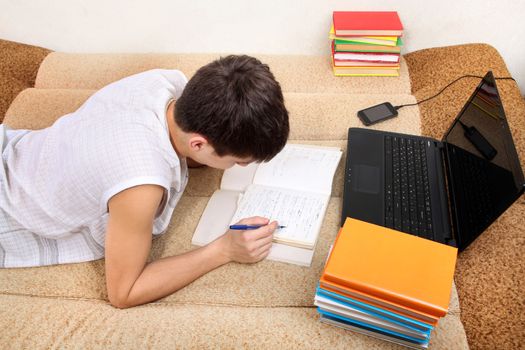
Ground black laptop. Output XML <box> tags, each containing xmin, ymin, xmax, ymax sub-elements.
<box><xmin>341</xmin><ymin>71</ymin><xmax>525</xmax><ymax>251</ymax></box>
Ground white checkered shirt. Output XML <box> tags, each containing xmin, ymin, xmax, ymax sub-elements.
<box><xmin>0</xmin><ymin>69</ymin><xmax>188</xmax><ymax>267</ymax></box>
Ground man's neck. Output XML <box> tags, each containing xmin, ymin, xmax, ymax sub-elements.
<box><xmin>166</xmin><ymin>100</ymin><xmax>185</xmax><ymax>157</ymax></box>
<box><xmin>165</xmin><ymin>100</ymin><xmax>206</xmax><ymax>168</ymax></box>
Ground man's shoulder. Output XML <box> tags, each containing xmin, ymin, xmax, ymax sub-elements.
<box><xmin>108</xmin><ymin>184</ymin><xmax>166</xmax><ymax>219</ymax></box>
<box><xmin>101</xmin><ymin>69</ymin><xmax>188</xmax><ymax>103</ymax></box>
<box><xmin>134</xmin><ymin>69</ymin><xmax>188</xmax><ymax>85</ymax></box>
<box><xmin>92</xmin><ymin>69</ymin><xmax>187</xmax><ymax>97</ymax></box>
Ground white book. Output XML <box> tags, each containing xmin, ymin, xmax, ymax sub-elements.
<box><xmin>192</xmin><ymin>144</ymin><xmax>342</xmax><ymax>266</ymax></box>
<box><xmin>332</xmin><ymin>52</ymin><xmax>400</xmax><ymax>62</ymax></box>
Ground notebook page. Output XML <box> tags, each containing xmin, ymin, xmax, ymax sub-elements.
<box><xmin>229</xmin><ymin>184</ymin><xmax>329</xmax><ymax>248</ymax></box>
<box><xmin>253</xmin><ymin>144</ymin><xmax>342</xmax><ymax>195</ymax></box>
<box><xmin>192</xmin><ymin>189</ymin><xmax>315</xmax><ymax>266</ymax></box>
<box><xmin>220</xmin><ymin>162</ymin><xmax>259</xmax><ymax>192</ymax></box>
<box><xmin>192</xmin><ymin>189</ymin><xmax>239</xmax><ymax>246</ymax></box>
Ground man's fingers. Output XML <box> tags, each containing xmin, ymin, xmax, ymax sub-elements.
<box><xmin>254</xmin><ymin>231</ymin><xmax>274</xmax><ymax>248</ymax></box>
<box><xmin>258</xmin><ymin>241</ymin><xmax>273</xmax><ymax>254</ymax></box>
<box><xmin>248</xmin><ymin>221</ymin><xmax>278</xmax><ymax>240</ymax></box>
<box><xmin>255</xmin><ymin>242</ymin><xmax>273</xmax><ymax>260</ymax></box>
<box><xmin>237</xmin><ymin>216</ymin><xmax>270</xmax><ymax>226</ymax></box>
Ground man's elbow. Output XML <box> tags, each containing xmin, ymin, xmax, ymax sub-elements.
<box><xmin>108</xmin><ymin>289</ymin><xmax>136</xmax><ymax>309</ymax></box>
<box><xmin>109</xmin><ymin>295</ymin><xmax>132</xmax><ymax>309</ymax></box>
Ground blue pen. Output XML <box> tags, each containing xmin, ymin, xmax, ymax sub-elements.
<box><xmin>229</xmin><ymin>224</ymin><xmax>286</xmax><ymax>230</ymax></box>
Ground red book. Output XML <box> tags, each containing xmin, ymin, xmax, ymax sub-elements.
<box><xmin>333</xmin><ymin>11</ymin><xmax>403</xmax><ymax>36</ymax></box>
<box><xmin>331</xmin><ymin>41</ymin><xmax>400</xmax><ymax>63</ymax></box>
<box><xmin>333</xmin><ymin>60</ymin><xmax>400</xmax><ymax>68</ymax></box>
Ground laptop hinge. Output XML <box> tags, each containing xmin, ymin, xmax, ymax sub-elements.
<box><xmin>437</xmin><ymin>143</ymin><xmax>457</xmax><ymax>247</ymax></box>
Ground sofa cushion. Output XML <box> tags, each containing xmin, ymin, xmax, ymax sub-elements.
<box><xmin>4</xmin><ymin>87</ymin><xmax>421</xmax><ymax>199</ymax></box>
<box><xmin>35</xmin><ymin>53</ymin><xmax>412</xmax><ymax>94</ymax></box>
<box><xmin>1</xmin><ymin>293</ymin><xmax>468</xmax><ymax>349</ymax></box>
<box><xmin>4</xmin><ymin>90</ymin><xmax>420</xmax><ymax>142</ymax></box>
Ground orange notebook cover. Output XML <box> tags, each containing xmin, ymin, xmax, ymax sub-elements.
<box><xmin>320</xmin><ymin>278</ymin><xmax>438</xmax><ymax>325</ymax></box>
<box><xmin>323</xmin><ymin>218</ymin><xmax>457</xmax><ymax>318</ymax></box>
<box><xmin>333</xmin><ymin>11</ymin><xmax>403</xmax><ymax>36</ymax></box>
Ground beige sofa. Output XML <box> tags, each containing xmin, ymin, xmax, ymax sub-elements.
<box><xmin>1</xmin><ymin>40</ymin><xmax>523</xmax><ymax>349</ymax></box>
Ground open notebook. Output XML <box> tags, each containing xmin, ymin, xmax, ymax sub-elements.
<box><xmin>192</xmin><ymin>144</ymin><xmax>342</xmax><ymax>266</ymax></box>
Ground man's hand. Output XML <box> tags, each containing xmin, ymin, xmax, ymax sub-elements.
<box><xmin>214</xmin><ymin>216</ymin><xmax>276</xmax><ymax>263</ymax></box>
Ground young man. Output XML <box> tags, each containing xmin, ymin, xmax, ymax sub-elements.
<box><xmin>0</xmin><ymin>55</ymin><xmax>290</xmax><ymax>308</ymax></box>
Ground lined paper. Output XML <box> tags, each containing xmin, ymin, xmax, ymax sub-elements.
<box><xmin>253</xmin><ymin>144</ymin><xmax>341</xmax><ymax>194</ymax></box>
<box><xmin>230</xmin><ymin>185</ymin><xmax>329</xmax><ymax>248</ymax></box>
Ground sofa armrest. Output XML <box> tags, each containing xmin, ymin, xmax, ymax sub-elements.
<box><xmin>406</xmin><ymin>43</ymin><xmax>525</xmax><ymax>350</ymax></box>
<box><xmin>0</xmin><ymin>39</ymin><xmax>51</xmax><ymax>122</ymax></box>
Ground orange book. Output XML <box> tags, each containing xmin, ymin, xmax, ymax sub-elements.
<box><xmin>320</xmin><ymin>228</ymin><xmax>438</xmax><ymax>325</ymax></box>
<box><xmin>323</xmin><ymin>218</ymin><xmax>457</xmax><ymax>318</ymax></box>
<box><xmin>320</xmin><ymin>227</ymin><xmax>437</xmax><ymax>325</ymax></box>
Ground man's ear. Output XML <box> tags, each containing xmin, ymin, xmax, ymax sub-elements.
<box><xmin>188</xmin><ymin>134</ymin><xmax>208</xmax><ymax>152</ymax></box>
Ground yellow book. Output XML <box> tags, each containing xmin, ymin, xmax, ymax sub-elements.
<box><xmin>332</xmin><ymin>66</ymin><xmax>400</xmax><ymax>77</ymax></box>
<box><xmin>329</xmin><ymin>24</ymin><xmax>399</xmax><ymax>46</ymax></box>
<box><xmin>322</xmin><ymin>218</ymin><xmax>457</xmax><ymax>317</ymax></box>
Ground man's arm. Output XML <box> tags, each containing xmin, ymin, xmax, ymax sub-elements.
<box><xmin>105</xmin><ymin>184</ymin><xmax>275</xmax><ymax>308</ymax></box>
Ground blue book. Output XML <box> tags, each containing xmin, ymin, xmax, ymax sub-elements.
<box><xmin>315</xmin><ymin>295</ymin><xmax>430</xmax><ymax>341</ymax></box>
<box><xmin>320</xmin><ymin>313</ymin><xmax>429</xmax><ymax>349</ymax></box>
<box><xmin>318</xmin><ymin>308</ymin><xmax>429</xmax><ymax>346</ymax></box>
<box><xmin>316</xmin><ymin>286</ymin><xmax>433</xmax><ymax>332</ymax></box>
<box><xmin>315</xmin><ymin>294</ymin><xmax>430</xmax><ymax>340</ymax></box>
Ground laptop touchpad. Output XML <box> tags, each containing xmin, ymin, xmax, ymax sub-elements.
<box><xmin>352</xmin><ymin>164</ymin><xmax>380</xmax><ymax>194</ymax></box>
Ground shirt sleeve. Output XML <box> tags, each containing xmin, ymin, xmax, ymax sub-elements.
<box><xmin>93</xmin><ymin>116</ymin><xmax>174</xmax><ymax>213</ymax></box>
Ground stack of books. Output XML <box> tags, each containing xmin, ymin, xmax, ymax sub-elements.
<box><xmin>330</xmin><ymin>11</ymin><xmax>404</xmax><ymax>76</ymax></box>
<box><xmin>315</xmin><ymin>218</ymin><xmax>458</xmax><ymax>349</ymax></box>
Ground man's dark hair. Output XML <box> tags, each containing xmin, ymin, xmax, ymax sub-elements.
<box><xmin>175</xmin><ymin>55</ymin><xmax>289</xmax><ymax>162</ymax></box>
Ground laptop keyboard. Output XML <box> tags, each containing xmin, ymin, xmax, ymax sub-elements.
<box><xmin>385</xmin><ymin>135</ymin><xmax>434</xmax><ymax>239</ymax></box>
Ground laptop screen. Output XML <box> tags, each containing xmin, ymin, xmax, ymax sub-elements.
<box><xmin>443</xmin><ymin>72</ymin><xmax>524</xmax><ymax>250</ymax></box>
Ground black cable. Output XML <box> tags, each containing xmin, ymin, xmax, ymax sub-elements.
<box><xmin>394</xmin><ymin>75</ymin><xmax>516</xmax><ymax>110</ymax></box>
